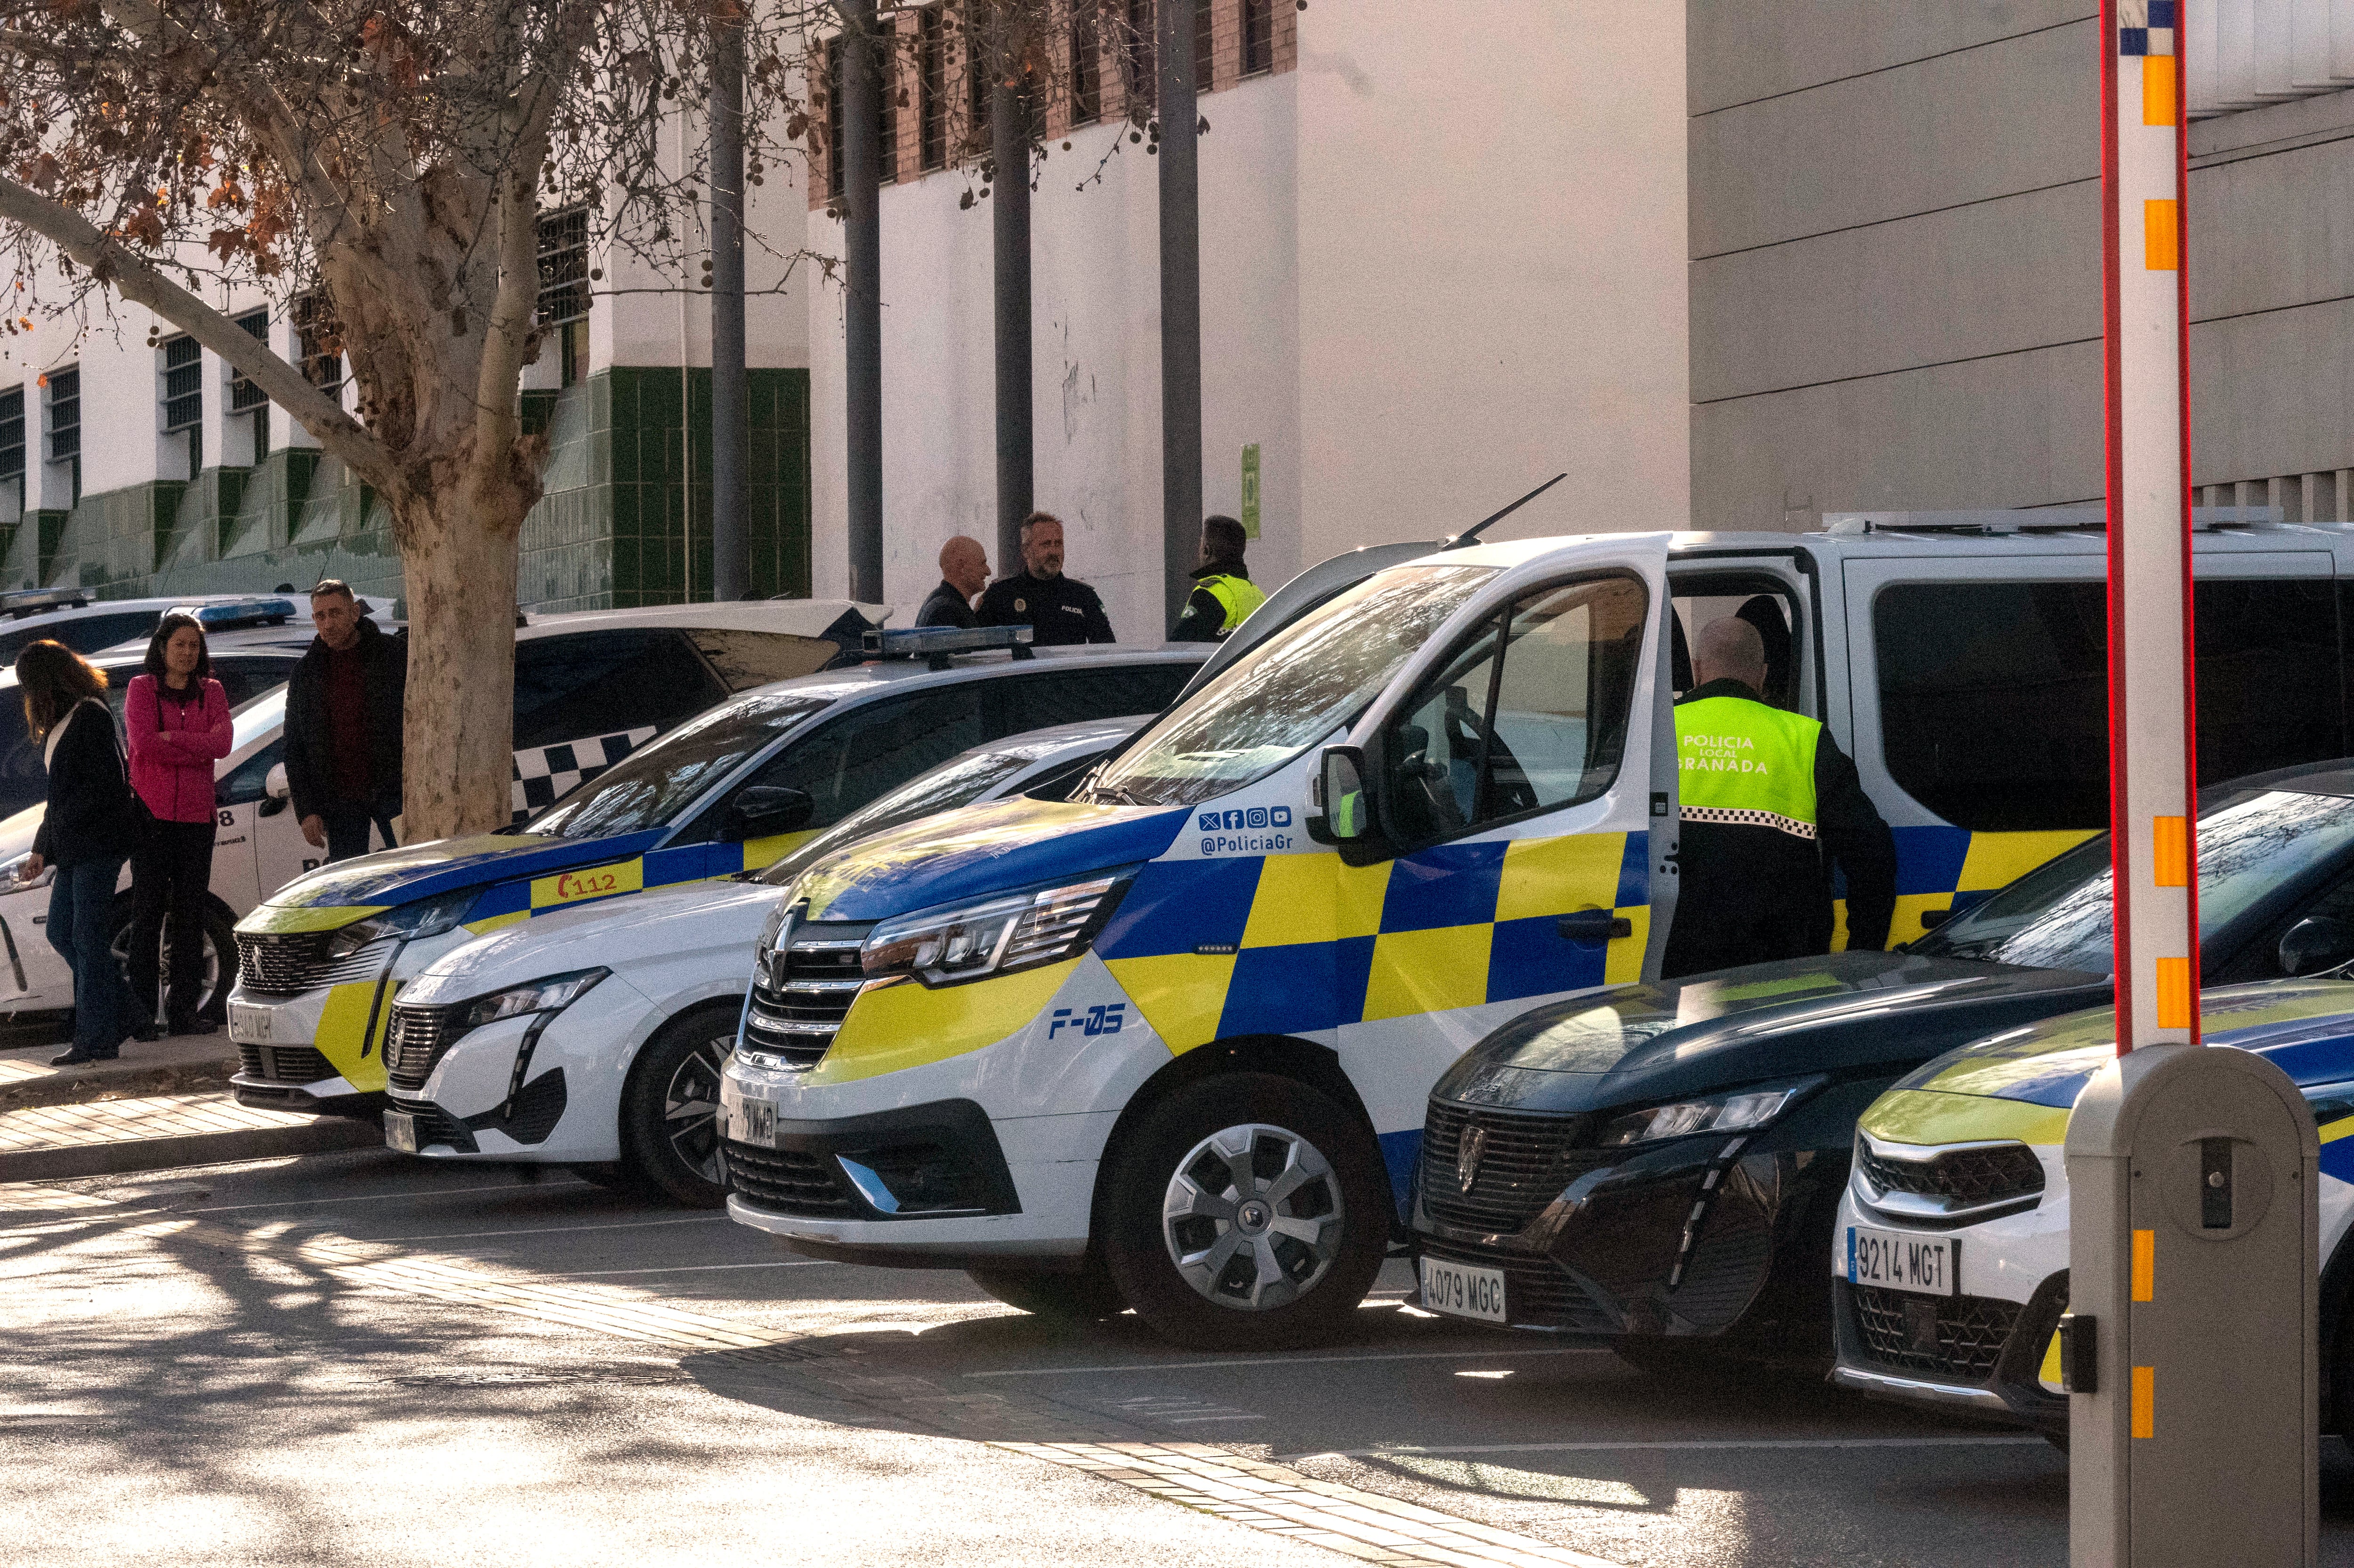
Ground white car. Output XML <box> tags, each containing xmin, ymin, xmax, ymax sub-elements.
<box><xmin>0</xmin><ymin>598</ymin><xmax>875</xmax><ymax>1025</ymax></box>
<box><xmin>371</xmin><ymin>715</ymin><xmax>1149</xmax><ymax>1203</ymax></box>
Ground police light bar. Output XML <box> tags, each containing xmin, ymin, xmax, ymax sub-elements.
<box><xmin>863</xmin><ymin>624</ymin><xmax>1036</xmax><ymax>670</ymax></box>
<box><xmin>0</xmin><ymin>587</ymin><xmax>91</xmax><ymax>619</ymax></box>
<box><xmin>167</xmin><ymin>597</ymin><xmax>299</xmax><ymax>629</ymax></box>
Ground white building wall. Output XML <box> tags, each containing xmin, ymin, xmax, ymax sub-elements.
<box><xmin>807</xmin><ymin>2</ymin><xmax>1690</xmax><ymax>637</ymax></box>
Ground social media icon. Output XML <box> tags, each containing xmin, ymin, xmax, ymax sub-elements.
<box><xmin>1247</xmin><ymin>807</ymin><xmax>1268</xmax><ymax>829</ymax></box>
<box><xmin>1197</xmin><ymin>812</ymin><xmax>1219</xmax><ymax>832</ymax></box>
<box><xmin>1271</xmin><ymin>806</ymin><xmax>1293</xmax><ymax>827</ymax></box>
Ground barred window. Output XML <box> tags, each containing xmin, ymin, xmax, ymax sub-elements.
<box><xmin>1195</xmin><ymin>0</ymin><xmax>1212</xmax><ymax>89</ymax></box>
<box><xmin>1241</xmin><ymin>0</ymin><xmax>1271</xmax><ymax>74</ymax></box>
<box><xmin>0</xmin><ymin>388</ymin><xmax>22</xmax><ymax>499</ymax></box>
<box><xmin>292</xmin><ymin>292</ymin><xmax>343</xmax><ymax>394</ymax></box>
<box><xmin>827</xmin><ymin>38</ymin><xmax>846</xmax><ymax>198</ymax></box>
<box><xmin>46</xmin><ymin>366</ymin><xmax>79</xmax><ymax>463</ymax></box>
<box><xmin>878</xmin><ymin>26</ymin><xmax>899</xmax><ymax>183</ymax></box>
<box><xmin>227</xmin><ymin>309</ymin><xmax>270</xmax><ymax>412</ymax></box>
<box><xmin>1123</xmin><ymin>0</ymin><xmax>1153</xmax><ymax>110</ymax></box>
<box><xmin>162</xmin><ymin>334</ymin><xmax>202</xmax><ymax>472</ymax></box>
<box><xmin>536</xmin><ymin>207</ymin><xmax>590</xmax><ymax>328</ymax></box>
<box><xmin>1071</xmin><ymin>1</ymin><xmax>1102</xmax><ymax>123</ymax></box>
<box><xmin>919</xmin><ymin>6</ymin><xmax>949</xmax><ymax>171</ymax></box>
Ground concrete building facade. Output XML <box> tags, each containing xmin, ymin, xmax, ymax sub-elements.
<box><xmin>802</xmin><ymin>0</ymin><xmax>1693</xmax><ymax>639</ymax></box>
<box><xmin>0</xmin><ymin>111</ymin><xmax>816</xmax><ymax>617</ymax></box>
<box><xmin>1688</xmin><ymin>0</ymin><xmax>2354</xmax><ymax>529</ymax></box>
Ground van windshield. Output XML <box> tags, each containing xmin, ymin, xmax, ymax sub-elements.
<box><xmin>527</xmin><ymin>691</ymin><xmax>832</xmax><ymax>840</ymax></box>
<box><xmin>1912</xmin><ymin>788</ymin><xmax>2354</xmax><ymax>974</ymax></box>
<box><xmin>1076</xmin><ymin>564</ymin><xmax>1497</xmax><ymax>808</ymax></box>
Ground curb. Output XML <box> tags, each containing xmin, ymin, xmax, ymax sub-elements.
<box><xmin>0</xmin><ymin>1057</ymin><xmax>237</xmax><ymax>1113</ymax></box>
<box><xmin>0</xmin><ymin>1115</ymin><xmax>382</xmax><ymax>1183</ymax></box>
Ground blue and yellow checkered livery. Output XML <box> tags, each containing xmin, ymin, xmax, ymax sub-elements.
<box><xmin>1098</xmin><ymin>832</ymin><xmax>1652</xmax><ymax>1053</ymax></box>
<box><xmin>1838</xmin><ymin>826</ymin><xmax>2101</xmax><ymax>949</ymax></box>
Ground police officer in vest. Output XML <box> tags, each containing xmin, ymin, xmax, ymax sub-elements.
<box><xmin>1662</xmin><ymin>616</ymin><xmax>1897</xmax><ymax>978</ymax></box>
<box><xmin>1170</xmin><ymin>515</ymin><xmax>1265</xmax><ymax>642</ymax></box>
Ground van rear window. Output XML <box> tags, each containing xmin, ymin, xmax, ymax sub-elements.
<box><xmin>1874</xmin><ymin>578</ymin><xmax>2343</xmax><ymax>832</ymax></box>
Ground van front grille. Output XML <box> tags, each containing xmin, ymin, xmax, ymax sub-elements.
<box><xmin>741</xmin><ymin>919</ymin><xmax>872</xmax><ymax>1069</ymax></box>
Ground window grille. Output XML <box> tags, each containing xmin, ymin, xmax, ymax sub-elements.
<box><xmin>967</xmin><ymin>16</ymin><xmax>992</xmax><ymax>148</ymax></box>
<box><xmin>47</xmin><ymin>366</ymin><xmax>80</xmax><ymax>462</ymax></box>
<box><xmin>919</xmin><ymin>7</ymin><xmax>949</xmax><ymax>170</ymax></box>
<box><xmin>0</xmin><ymin>388</ymin><xmax>22</xmax><ymax>497</ymax></box>
<box><xmin>1241</xmin><ymin>0</ymin><xmax>1271</xmax><ymax>74</ymax></box>
<box><xmin>828</xmin><ymin>39</ymin><xmax>847</xmax><ymax>197</ymax></box>
<box><xmin>1123</xmin><ymin>0</ymin><xmax>1153</xmax><ymax>110</ymax></box>
<box><xmin>228</xmin><ymin>309</ymin><xmax>270</xmax><ymax>412</ymax></box>
<box><xmin>878</xmin><ymin>26</ymin><xmax>899</xmax><ymax>182</ymax></box>
<box><xmin>1071</xmin><ymin>2</ymin><xmax>1103</xmax><ymax>122</ymax></box>
<box><xmin>536</xmin><ymin>207</ymin><xmax>590</xmax><ymax>328</ymax></box>
<box><xmin>292</xmin><ymin>293</ymin><xmax>343</xmax><ymax>394</ymax></box>
<box><xmin>1195</xmin><ymin>0</ymin><xmax>1212</xmax><ymax>89</ymax></box>
<box><xmin>162</xmin><ymin>334</ymin><xmax>203</xmax><ymax>434</ymax></box>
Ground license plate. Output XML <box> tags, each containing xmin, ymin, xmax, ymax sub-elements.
<box><xmin>1846</xmin><ymin>1225</ymin><xmax>1958</xmax><ymax>1296</ymax></box>
<box><xmin>384</xmin><ymin>1110</ymin><xmax>419</xmax><ymax>1155</ymax></box>
<box><xmin>228</xmin><ymin>1002</ymin><xmax>273</xmax><ymax>1045</ymax></box>
<box><xmin>734</xmin><ymin>1098</ymin><xmax>777</xmax><ymax>1150</ymax></box>
<box><xmin>1419</xmin><ymin>1255</ymin><xmax>1507</xmax><ymax>1323</ymax></box>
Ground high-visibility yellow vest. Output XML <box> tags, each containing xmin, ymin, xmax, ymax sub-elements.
<box><xmin>1199</xmin><ymin>573</ymin><xmax>1267</xmax><ymax>636</ymax></box>
<box><xmin>1674</xmin><ymin>693</ymin><xmax>1821</xmax><ymax>839</ymax></box>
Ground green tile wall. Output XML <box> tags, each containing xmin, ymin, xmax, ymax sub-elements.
<box><xmin>8</xmin><ymin>365</ymin><xmax>812</xmax><ymax>617</ymax></box>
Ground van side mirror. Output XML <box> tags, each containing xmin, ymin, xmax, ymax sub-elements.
<box><xmin>1312</xmin><ymin>746</ymin><xmax>1370</xmax><ymax>842</ymax></box>
<box><xmin>2280</xmin><ymin>915</ymin><xmax>2354</xmax><ymax>977</ymax></box>
<box><xmin>259</xmin><ymin>762</ymin><xmax>291</xmax><ymax>818</ymax></box>
<box><xmin>721</xmin><ymin>786</ymin><xmax>815</xmax><ymax>844</ymax></box>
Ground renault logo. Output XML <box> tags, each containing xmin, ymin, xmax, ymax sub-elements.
<box><xmin>1457</xmin><ymin>1121</ymin><xmax>1487</xmax><ymax>1194</ymax></box>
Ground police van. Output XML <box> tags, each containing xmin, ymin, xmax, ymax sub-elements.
<box><xmin>717</xmin><ymin>511</ymin><xmax>2354</xmax><ymax>1348</ymax></box>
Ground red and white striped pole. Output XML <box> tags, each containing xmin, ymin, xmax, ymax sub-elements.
<box><xmin>2103</xmin><ymin>0</ymin><xmax>2198</xmax><ymax>1055</ymax></box>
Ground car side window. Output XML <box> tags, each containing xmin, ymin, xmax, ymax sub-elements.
<box><xmin>708</xmin><ymin>688</ymin><xmax>988</xmax><ymax>834</ymax></box>
<box><xmin>1877</xmin><ymin>578</ymin><xmax>2345</xmax><ymax>833</ymax></box>
<box><xmin>996</xmin><ymin>665</ymin><xmax>1194</xmax><ymax>737</ymax></box>
<box><xmin>210</xmin><ymin>657</ymin><xmax>298</xmax><ymax>710</ymax></box>
<box><xmin>218</xmin><ymin>737</ymin><xmax>283</xmax><ymax>807</ymax></box>
<box><xmin>1377</xmin><ymin>574</ymin><xmax>1648</xmax><ymax>848</ymax></box>
<box><xmin>511</xmin><ymin>629</ymin><xmax>727</xmax><ymax>752</ymax></box>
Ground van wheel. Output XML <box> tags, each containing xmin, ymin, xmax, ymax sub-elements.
<box><xmin>1101</xmin><ymin>1073</ymin><xmax>1388</xmax><ymax>1351</ymax></box>
<box><xmin>967</xmin><ymin>1259</ymin><xmax>1126</xmax><ymax>1321</ymax></box>
<box><xmin>618</xmin><ymin>1004</ymin><xmax>737</xmax><ymax>1208</ymax></box>
<box><xmin>109</xmin><ymin>898</ymin><xmax>238</xmax><ymax>1024</ymax></box>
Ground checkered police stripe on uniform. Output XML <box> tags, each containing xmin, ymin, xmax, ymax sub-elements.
<box><xmin>1680</xmin><ymin>803</ymin><xmax>1816</xmax><ymax>840</ymax></box>
<box><xmin>509</xmin><ymin>726</ymin><xmax>658</xmax><ymax>816</ymax></box>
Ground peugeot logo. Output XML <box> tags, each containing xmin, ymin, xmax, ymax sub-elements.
<box><xmin>1457</xmin><ymin>1121</ymin><xmax>1488</xmax><ymax>1194</ymax></box>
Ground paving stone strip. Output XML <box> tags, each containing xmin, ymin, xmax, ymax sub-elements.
<box><xmin>26</xmin><ymin>1187</ymin><xmax>1629</xmax><ymax>1568</ymax></box>
<box><xmin>0</xmin><ymin>1090</ymin><xmax>380</xmax><ymax>1179</ymax></box>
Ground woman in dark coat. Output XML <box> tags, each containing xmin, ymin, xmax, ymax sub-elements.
<box><xmin>16</xmin><ymin>640</ymin><xmax>140</xmax><ymax>1064</ymax></box>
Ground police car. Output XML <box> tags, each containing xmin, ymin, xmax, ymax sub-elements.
<box><xmin>227</xmin><ymin>631</ymin><xmax>1204</xmax><ymax>1120</ymax></box>
<box><xmin>372</xmin><ymin>714</ymin><xmax>1149</xmax><ymax>1204</ymax></box>
<box><xmin>0</xmin><ymin>587</ymin><xmax>306</xmax><ymax>666</ymax></box>
<box><xmin>0</xmin><ymin>598</ymin><xmax>870</xmax><ymax>1029</ymax></box>
<box><xmin>1831</xmin><ymin>975</ymin><xmax>2354</xmax><ymax>1439</ymax></box>
<box><xmin>716</xmin><ymin>513</ymin><xmax>2354</xmax><ymax>1351</ymax></box>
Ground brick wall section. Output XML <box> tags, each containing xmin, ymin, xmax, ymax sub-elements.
<box><xmin>810</xmin><ymin>0</ymin><xmax>1294</xmax><ymax>209</ymax></box>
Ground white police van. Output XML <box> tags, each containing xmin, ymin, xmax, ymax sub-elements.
<box><xmin>717</xmin><ymin>509</ymin><xmax>2354</xmax><ymax>1349</ymax></box>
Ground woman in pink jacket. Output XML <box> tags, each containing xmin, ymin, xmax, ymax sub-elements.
<box><xmin>125</xmin><ymin>612</ymin><xmax>232</xmax><ymax>1037</ymax></box>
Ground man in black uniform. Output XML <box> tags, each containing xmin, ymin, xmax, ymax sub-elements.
<box><xmin>1661</xmin><ymin>616</ymin><xmax>1897</xmax><ymax>978</ymax></box>
<box><xmin>916</xmin><ymin>535</ymin><xmax>989</xmax><ymax>628</ymax></box>
<box><xmin>976</xmin><ymin>511</ymin><xmax>1116</xmax><ymax>646</ymax></box>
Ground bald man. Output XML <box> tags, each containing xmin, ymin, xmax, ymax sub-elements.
<box><xmin>1663</xmin><ymin>615</ymin><xmax>1896</xmax><ymax>978</ymax></box>
<box><xmin>917</xmin><ymin>536</ymin><xmax>989</xmax><ymax>629</ymax></box>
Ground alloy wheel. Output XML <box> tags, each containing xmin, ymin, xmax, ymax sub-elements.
<box><xmin>112</xmin><ymin>925</ymin><xmax>225</xmax><ymax>1016</ymax></box>
<box><xmin>662</xmin><ymin>1032</ymin><xmax>733</xmax><ymax>1185</ymax></box>
<box><xmin>1160</xmin><ymin>1122</ymin><xmax>1346</xmax><ymax>1311</ymax></box>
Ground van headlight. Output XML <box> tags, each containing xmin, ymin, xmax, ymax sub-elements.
<box><xmin>861</xmin><ymin>875</ymin><xmax>1130</xmax><ymax>989</ymax></box>
<box><xmin>1597</xmin><ymin>1077</ymin><xmax>1822</xmax><ymax>1148</ymax></box>
<box><xmin>329</xmin><ymin>889</ymin><xmax>477</xmax><ymax>956</ymax></box>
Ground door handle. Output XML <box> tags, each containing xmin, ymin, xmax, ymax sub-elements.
<box><xmin>1557</xmin><ymin>910</ymin><xmax>1632</xmax><ymax>943</ymax></box>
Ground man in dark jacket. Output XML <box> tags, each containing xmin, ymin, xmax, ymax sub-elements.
<box><xmin>1170</xmin><ymin>515</ymin><xmax>1266</xmax><ymax>642</ymax></box>
<box><xmin>916</xmin><ymin>536</ymin><xmax>989</xmax><ymax>629</ymax></box>
<box><xmin>976</xmin><ymin>512</ymin><xmax>1116</xmax><ymax>646</ymax></box>
<box><xmin>1662</xmin><ymin>616</ymin><xmax>1897</xmax><ymax>978</ymax></box>
<box><xmin>284</xmin><ymin>580</ymin><xmax>406</xmax><ymax>862</ymax></box>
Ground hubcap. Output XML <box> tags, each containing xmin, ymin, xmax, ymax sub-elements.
<box><xmin>663</xmin><ymin>1034</ymin><xmax>734</xmax><ymax>1186</ymax></box>
<box><xmin>1161</xmin><ymin>1122</ymin><xmax>1345</xmax><ymax>1311</ymax></box>
<box><xmin>112</xmin><ymin>925</ymin><xmax>225</xmax><ymax>1016</ymax></box>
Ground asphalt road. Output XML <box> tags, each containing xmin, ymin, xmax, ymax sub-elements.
<box><xmin>4</xmin><ymin>1145</ymin><xmax>2350</xmax><ymax>1567</ymax></box>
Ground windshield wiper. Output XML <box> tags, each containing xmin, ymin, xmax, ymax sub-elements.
<box><xmin>1089</xmin><ymin>782</ymin><xmax>1147</xmax><ymax>806</ymax></box>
